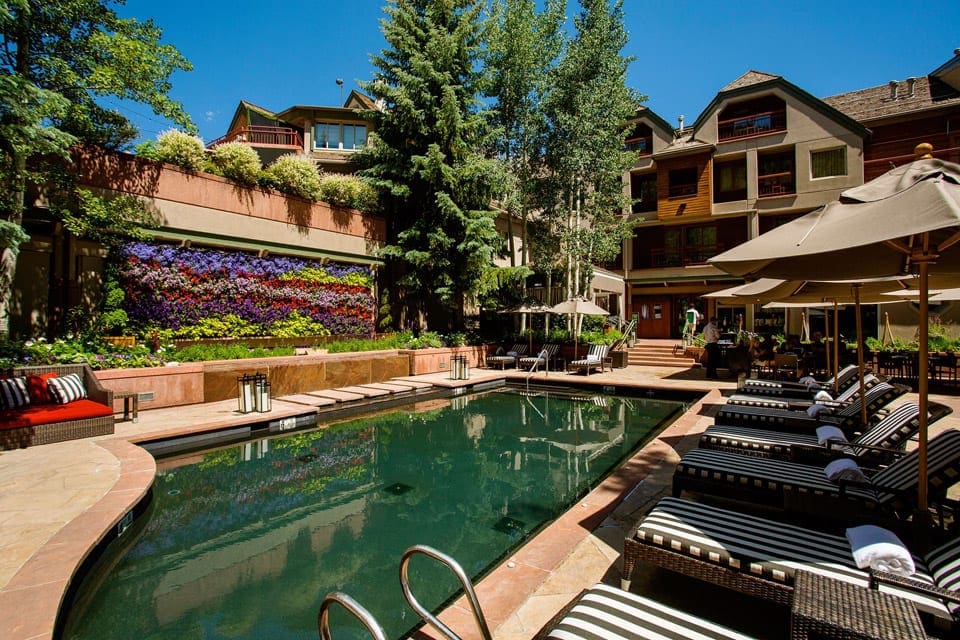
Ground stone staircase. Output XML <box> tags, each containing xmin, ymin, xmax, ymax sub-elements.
<box><xmin>625</xmin><ymin>338</ymin><xmax>699</xmax><ymax>368</ymax></box>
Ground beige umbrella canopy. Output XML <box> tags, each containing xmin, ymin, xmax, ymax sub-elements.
<box><xmin>710</xmin><ymin>154</ymin><xmax>960</xmax><ymax>515</ymax></box>
<box><xmin>549</xmin><ymin>297</ymin><xmax>609</xmax><ymax>360</ymax></box>
<box><xmin>500</xmin><ymin>299</ymin><xmax>552</xmax><ymax>352</ymax></box>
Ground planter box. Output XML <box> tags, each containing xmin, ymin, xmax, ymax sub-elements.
<box><xmin>96</xmin><ymin>363</ymin><xmax>205</xmax><ymax>411</ymax></box>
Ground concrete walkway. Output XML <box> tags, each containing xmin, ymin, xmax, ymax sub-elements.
<box><xmin>1</xmin><ymin>362</ymin><xmax>956</xmax><ymax>640</ymax></box>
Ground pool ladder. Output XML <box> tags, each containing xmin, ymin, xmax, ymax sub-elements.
<box><xmin>525</xmin><ymin>348</ymin><xmax>549</xmax><ymax>393</ymax></box>
<box><xmin>317</xmin><ymin>544</ymin><xmax>492</xmax><ymax>640</ymax></box>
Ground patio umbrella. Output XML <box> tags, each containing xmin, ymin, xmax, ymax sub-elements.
<box><xmin>500</xmin><ymin>298</ymin><xmax>552</xmax><ymax>352</ymax></box>
<box><xmin>549</xmin><ymin>297</ymin><xmax>609</xmax><ymax>360</ymax></box>
<box><xmin>709</xmin><ymin>153</ymin><xmax>960</xmax><ymax>515</ymax></box>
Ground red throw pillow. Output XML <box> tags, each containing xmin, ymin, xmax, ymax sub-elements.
<box><xmin>27</xmin><ymin>373</ymin><xmax>57</xmax><ymax>404</ymax></box>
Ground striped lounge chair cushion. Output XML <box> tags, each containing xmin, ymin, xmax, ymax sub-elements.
<box><xmin>544</xmin><ymin>582</ymin><xmax>756</xmax><ymax>640</ymax></box>
<box><xmin>728</xmin><ymin>374</ymin><xmax>878</xmax><ymax>409</ymax></box>
<box><xmin>700</xmin><ymin>403</ymin><xmax>921</xmax><ymax>460</ymax></box>
<box><xmin>634</xmin><ymin>497</ymin><xmax>951</xmax><ymax>620</ymax></box>
<box><xmin>739</xmin><ymin>365</ymin><xmax>860</xmax><ymax>395</ymax></box>
<box><xmin>674</xmin><ymin>448</ymin><xmax>881</xmax><ymax>506</ymax></box>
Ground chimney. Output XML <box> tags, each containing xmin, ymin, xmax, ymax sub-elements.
<box><xmin>677</xmin><ymin>114</ymin><xmax>684</xmax><ymax>133</ymax></box>
<box><xmin>888</xmin><ymin>80</ymin><xmax>898</xmax><ymax>100</ymax></box>
<box><xmin>905</xmin><ymin>77</ymin><xmax>916</xmax><ymax>97</ymax></box>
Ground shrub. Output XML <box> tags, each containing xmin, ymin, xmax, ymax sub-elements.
<box><xmin>173</xmin><ymin>314</ymin><xmax>261</xmax><ymax>339</ymax></box>
<box><xmin>268</xmin><ymin>311</ymin><xmax>331</xmax><ymax>338</ymax></box>
<box><xmin>319</xmin><ymin>174</ymin><xmax>378</xmax><ymax>211</ymax></box>
<box><xmin>210</xmin><ymin>142</ymin><xmax>262</xmax><ymax>186</ymax></box>
<box><xmin>326</xmin><ymin>333</ymin><xmax>409</xmax><ymax>353</ymax></box>
<box><xmin>171</xmin><ymin>343</ymin><xmax>295</xmax><ymax>362</ymax></box>
<box><xmin>262</xmin><ymin>154</ymin><xmax>322</xmax><ymax>200</ymax></box>
<box><xmin>154</xmin><ymin>129</ymin><xmax>207</xmax><ymax>171</ymax></box>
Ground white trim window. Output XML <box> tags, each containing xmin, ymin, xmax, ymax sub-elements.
<box><xmin>811</xmin><ymin>147</ymin><xmax>847</xmax><ymax>178</ymax></box>
<box><xmin>314</xmin><ymin>123</ymin><xmax>367</xmax><ymax>150</ymax></box>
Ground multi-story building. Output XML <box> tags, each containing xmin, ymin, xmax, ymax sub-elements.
<box><xmin>621</xmin><ymin>71</ymin><xmax>869</xmax><ymax>338</ymax></box>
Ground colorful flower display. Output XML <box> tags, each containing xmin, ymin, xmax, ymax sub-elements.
<box><xmin>117</xmin><ymin>241</ymin><xmax>375</xmax><ymax>337</ymax></box>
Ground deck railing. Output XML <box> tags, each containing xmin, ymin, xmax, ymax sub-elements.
<box><xmin>207</xmin><ymin>126</ymin><xmax>303</xmax><ymax>150</ymax></box>
<box><xmin>649</xmin><ymin>243</ymin><xmax>724</xmax><ymax>268</ymax></box>
<box><xmin>718</xmin><ymin>109</ymin><xmax>786</xmax><ymax>141</ymax></box>
<box><xmin>757</xmin><ymin>171</ymin><xmax>795</xmax><ymax>197</ymax></box>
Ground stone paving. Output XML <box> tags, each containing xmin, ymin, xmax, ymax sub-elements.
<box><xmin>1</xmin><ymin>361</ymin><xmax>958</xmax><ymax>640</ymax></box>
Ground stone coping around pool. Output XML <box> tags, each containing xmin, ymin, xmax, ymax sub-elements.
<box><xmin>0</xmin><ymin>439</ymin><xmax>155</xmax><ymax>640</ymax></box>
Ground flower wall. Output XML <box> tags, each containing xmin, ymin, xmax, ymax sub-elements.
<box><xmin>117</xmin><ymin>241</ymin><xmax>375</xmax><ymax>337</ymax></box>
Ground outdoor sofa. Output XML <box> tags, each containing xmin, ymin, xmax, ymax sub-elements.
<box><xmin>485</xmin><ymin>343</ymin><xmax>528</xmax><ymax>369</ymax></box>
<box><xmin>672</xmin><ymin>428</ymin><xmax>960</xmax><ymax>519</ymax></box>
<box><xmin>0</xmin><ymin>363</ymin><xmax>114</xmax><ymax>449</ymax></box>
<box><xmin>712</xmin><ymin>381</ymin><xmax>910</xmax><ymax>436</ymax></box>
<box><xmin>621</xmin><ymin>496</ymin><xmax>960</xmax><ymax>628</ymax></box>
<box><xmin>700</xmin><ymin>401</ymin><xmax>952</xmax><ymax>465</ymax></box>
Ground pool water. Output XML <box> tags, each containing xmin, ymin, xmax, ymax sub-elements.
<box><xmin>61</xmin><ymin>388</ymin><xmax>687</xmax><ymax>640</ymax></box>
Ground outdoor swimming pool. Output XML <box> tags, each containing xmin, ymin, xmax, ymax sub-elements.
<box><xmin>60</xmin><ymin>386</ymin><xmax>691</xmax><ymax>640</ymax></box>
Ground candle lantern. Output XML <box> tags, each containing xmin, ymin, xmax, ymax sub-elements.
<box><xmin>237</xmin><ymin>374</ymin><xmax>255</xmax><ymax>413</ymax></box>
<box><xmin>258</xmin><ymin>380</ymin><xmax>272</xmax><ymax>413</ymax></box>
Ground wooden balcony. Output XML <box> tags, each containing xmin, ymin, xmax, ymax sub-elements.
<box><xmin>207</xmin><ymin>126</ymin><xmax>303</xmax><ymax>151</ymax></box>
<box><xmin>757</xmin><ymin>172</ymin><xmax>795</xmax><ymax>198</ymax></box>
<box><xmin>649</xmin><ymin>243</ymin><xmax>725</xmax><ymax>268</ymax></box>
<box><xmin>718</xmin><ymin>109</ymin><xmax>786</xmax><ymax>141</ymax></box>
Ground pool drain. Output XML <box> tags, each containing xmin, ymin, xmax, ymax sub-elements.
<box><xmin>493</xmin><ymin>516</ymin><xmax>526</xmax><ymax>535</ymax></box>
<box><xmin>383</xmin><ymin>482</ymin><xmax>414</xmax><ymax>495</ymax></box>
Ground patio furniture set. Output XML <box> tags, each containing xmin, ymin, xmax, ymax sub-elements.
<box><xmin>484</xmin><ymin>343</ymin><xmax>611</xmax><ymax>375</ymax></box>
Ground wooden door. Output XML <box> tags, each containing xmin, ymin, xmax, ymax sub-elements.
<box><xmin>633</xmin><ymin>297</ymin><xmax>672</xmax><ymax>338</ymax></box>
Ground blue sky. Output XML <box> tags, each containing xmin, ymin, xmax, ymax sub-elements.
<box><xmin>115</xmin><ymin>0</ymin><xmax>957</xmax><ymax>145</ymax></box>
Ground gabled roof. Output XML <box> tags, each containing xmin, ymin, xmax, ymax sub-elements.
<box><xmin>692</xmin><ymin>71</ymin><xmax>871</xmax><ymax>139</ymax></box>
<box><xmin>345</xmin><ymin>90</ymin><xmax>378</xmax><ymax>110</ymax></box>
<box><xmin>631</xmin><ymin>105</ymin><xmax>674</xmax><ymax>138</ymax></box>
<box><xmin>929</xmin><ymin>49</ymin><xmax>960</xmax><ymax>91</ymax></box>
<box><xmin>225</xmin><ymin>100</ymin><xmax>280</xmax><ymax>134</ymax></box>
<box><xmin>823</xmin><ymin>74</ymin><xmax>960</xmax><ymax>123</ymax></box>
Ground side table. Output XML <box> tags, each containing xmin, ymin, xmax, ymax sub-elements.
<box><xmin>114</xmin><ymin>391</ymin><xmax>154</xmax><ymax>423</ymax></box>
<box><xmin>791</xmin><ymin>570</ymin><xmax>926</xmax><ymax>640</ymax></box>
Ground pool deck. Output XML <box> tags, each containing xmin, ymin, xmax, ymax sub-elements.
<box><xmin>1</xmin><ymin>362</ymin><xmax>958</xmax><ymax>640</ymax></box>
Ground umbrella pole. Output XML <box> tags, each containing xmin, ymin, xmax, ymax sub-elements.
<box><xmin>918</xmin><ymin>256</ymin><xmax>931</xmax><ymax>515</ymax></box>
<box><xmin>824</xmin><ymin>305</ymin><xmax>832</xmax><ymax>377</ymax></box>
<box><xmin>854</xmin><ymin>285</ymin><xmax>867</xmax><ymax>427</ymax></box>
<box><xmin>833</xmin><ymin>300</ymin><xmax>840</xmax><ymax>395</ymax></box>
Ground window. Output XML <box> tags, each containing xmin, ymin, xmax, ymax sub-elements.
<box><xmin>811</xmin><ymin>148</ymin><xmax>846</xmax><ymax>178</ymax></box>
<box><xmin>668</xmin><ymin>167</ymin><xmax>698</xmax><ymax>198</ymax></box>
<box><xmin>625</xmin><ymin>123</ymin><xmax>653</xmax><ymax>154</ymax></box>
<box><xmin>758</xmin><ymin>149</ymin><xmax>795</xmax><ymax>197</ymax></box>
<box><xmin>630</xmin><ymin>173</ymin><xmax>657</xmax><ymax>213</ymax></box>
<box><xmin>714</xmin><ymin>159</ymin><xmax>747</xmax><ymax>202</ymax></box>
<box><xmin>314</xmin><ymin>123</ymin><xmax>367</xmax><ymax>150</ymax></box>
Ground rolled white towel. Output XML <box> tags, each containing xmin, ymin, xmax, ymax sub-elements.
<box><xmin>814</xmin><ymin>390</ymin><xmax>833</xmax><ymax>402</ymax></box>
<box><xmin>846</xmin><ymin>524</ymin><xmax>916</xmax><ymax>577</ymax></box>
<box><xmin>807</xmin><ymin>403</ymin><xmax>833</xmax><ymax>418</ymax></box>
<box><xmin>824</xmin><ymin>458</ymin><xmax>868</xmax><ymax>483</ymax></box>
<box><xmin>585</xmin><ymin>354</ymin><xmax>600</xmax><ymax>363</ymax></box>
<box><xmin>507</xmin><ymin>351</ymin><xmax>518</xmax><ymax>357</ymax></box>
<box><xmin>816</xmin><ymin>425</ymin><xmax>848</xmax><ymax>445</ymax></box>
<box><xmin>798</xmin><ymin>376</ymin><xmax>818</xmax><ymax>388</ymax></box>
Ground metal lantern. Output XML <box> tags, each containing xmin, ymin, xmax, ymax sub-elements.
<box><xmin>258</xmin><ymin>380</ymin><xmax>272</xmax><ymax>413</ymax></box>
<box><xmin>237</xmin><ymin>374</ymin><xmax>255</xmax><ymax>414</ymax></box>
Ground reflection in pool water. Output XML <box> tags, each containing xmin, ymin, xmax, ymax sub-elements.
<box><xmin>62</xmin><ymin>389</ymin><xmax>687</xmax><ymax>640</ymax></box>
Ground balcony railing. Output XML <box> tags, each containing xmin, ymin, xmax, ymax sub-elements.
<box><xmin>864</xmin><ymin>146</ymin><xmax>960</xmax><ymax>180</ymax></box>
<box><xmin>624</xmin><ymin>136</ymin><xmax>652</xmax><ymax>154</ymax></box>
<box><xmin>757</xmin><ymin>172</ymin><xmax>795</xmax><ymax>198</ymax></box>
<box><xmin>649</xmin><ymin>243</ymin><xmax>724</xmax><ymax>268</ymax></box>
<box><xmin>207</xmin><ymin>126</ymin><xmax>304</xmax><ymax>150</ymax></box>
<box><xmin>718</xmin><ymin>109</ymin><xmax>786</xmax><ymax>141</ymax></box>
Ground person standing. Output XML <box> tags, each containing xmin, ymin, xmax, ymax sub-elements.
<box><xmin>683</xmin><ymin>304</ymin><xmax>701</xmax><ymax>346</ymax></box>
<box><xmin>704</xmin><ymin>316</ymin><xmax>721</xmax><ymax>379</ymax></box>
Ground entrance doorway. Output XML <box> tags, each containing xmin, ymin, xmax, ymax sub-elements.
<box><xmin>633</xmin><ymin>297</ymin><xmax>672</xmax><ymax>338</ymax></box>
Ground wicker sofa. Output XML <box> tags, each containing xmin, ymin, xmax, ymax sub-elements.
<box><xmin>0</xmin><ymin>364</ymin><xmax>114</xmax><ymax>449</ymax></box>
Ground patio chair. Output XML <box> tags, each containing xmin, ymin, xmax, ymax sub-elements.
<box><xmin>725</xmin><ymin>372</ymin><xmax>880</xmax><ymax>410</ymax></box>
<box><xmin>537</xmin><ymin>582</ymin><xmax>765</xmax><ymax>640</ymax></box>
<box><xmin>621</xmin><ymin>496</ymin><xmax>960</xmax><ymax>626</ymax></box>
<box><xmin>518</xmin><ymin>344</ymin><xmax>560</xmax><ymax>372</ymax></box>
<box><xmin>713</xmin><ymin>381</ymin><xmax>910</xmax><ymax>436</ymax></box>
<box><xmin>568</xmin><ymin>344</ymin><xmax>608</xmax><ymax>375</ymax></box>
<box><xmin>700</xmin><ymin>401</ymin><xmax>953</xmax><ymax>465</ymax></box>
<box><xmin>485</xmin><ymin>343</ymin><xmax>527</xmax><ymax>370</ymax></box>
<box><xmin>738</xmin><ymin>364</ymin><xmax>861</xmax><ymax>397</ymax></box>
<box><xmin>672</xmin><ymin>429</ymin><xmax>960</xmax><ymax>519</ymax></box>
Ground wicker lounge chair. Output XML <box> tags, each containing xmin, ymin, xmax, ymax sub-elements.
<box><xmin>485</xmin><ymin>343</ymin><xmax>527</xmax><ymax>369</ymax></box>
<box><xmin>713</xmin><ymin>381</ymin><xmax>910</xmax><ymax>436</ymax></box>
<box><xmin>739</xmin><ymin>364</ymin><xmax>861</xmax><ymax>397</ymax></box>
<box><xmin>725</xmin><ymin>373</ymin><xmax>880</xmax><ymax>410</ymax></box>
<box><xmin>622</xmin><ymin>496</ymin><xmax>960</xmax><ymax>627</ymax></box>
<box><xmin>518</xmin><ymin>344</ymin><xmax>560</xmax><ymax>372</ymax></box>
<box><xmin>537</xmin><ymin>582</ymin><xmax>763</xmax><ymax>640</ymax></box>
<box><xmin>700</xmin><ymin>401</ymin><xmax>953</xmax><ymax>464</ymax></box>
<box><xmin>568</xmin><ymin>344</ymin><xmax>608</xmax><ymax>375</ymax></box>
<box><xmin>672</xmin><ymin>429</ymin><xmax>960</xmax><ymax>519</ymax></box>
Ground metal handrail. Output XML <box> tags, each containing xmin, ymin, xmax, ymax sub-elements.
<box><xmin>317</xmin><ymin>591</ymin><xmax>387</xmax><ymax>640</ymax></box>
<box><xmin>525</xmin><ymin>349</ymin><xmax>548</xmax><ymax>392</ymax></box>
<box><xmin>399</xmin><ymin>545</ymin><xmax>492</xmax><ymax>640</ymax></box>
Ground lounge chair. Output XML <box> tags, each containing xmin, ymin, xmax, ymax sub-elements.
<box><xmin>700</xmin><ymin>401</ymin><xmax>952</xmax><ymax>465</ymax></box>
<box><xmin>713</xmin><ymin>381</ymin><xmax>910</xmax><ymax>436</ymax></box>
<box><xmin>538</xmin><ymin>582</ymin><xmax>764</xmax><ymax>640</ymax></box>
<box><xmin>485</xmin><ymin>343</ymin><xmax>527</xmax><ymax>369</ymax></box>
<box><xmin>568</xmin><ymin>344</ymin><xmax>608</xmax><ymax>375</ymax></box>
<box><xmin>725</xmin><ymin>373</ymin><xmax>880</xmax><ymax>410</ymax></box>
<box><xmin>518</xmin><ymin>344</ymin><xmax>560</xmax><ymax>372</ymax></box>
<box><xmin>672</xmin><ymin>428</ymin><xmax>960</xmax><ymax>519</ymax></box>
<box><xmin>739</xmin><ymin>364</ymin><xmax>860</xmax><ymax>397</ymax></box>
<box><xmin>622</xmin><ymin>496</ymin><xmax>960</xmax><ymax>626</ymax></box>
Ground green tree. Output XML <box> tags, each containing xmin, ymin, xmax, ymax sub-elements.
<box><xmin>358</xmin><ymin>0</ymin><xmax>501</xmax><ymax>331</ymax></box>
<box><xmin>485</xmin><ymin>0</ymin><xmax>565</xmax><ymax>270</ymax></box>
<box><xmin>539</xmin><ymin>0</ymin><xmax>639</xmax><ymax>299</ymax></box>
<box><xmin>0</xmin><ymin>0</ymin><xmax>194</xmax><ymax>335</ymax></box>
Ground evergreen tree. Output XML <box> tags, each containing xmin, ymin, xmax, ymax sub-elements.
<box><xmin>0</xmin><ymin>0</ymin><xmax>194</xmax><ymax>335</ymax></box>
<box><xmin>539</xmin><ymin>0</ymin><xmax>640</xmax><ymax>299</ymax></box>
<box><xmin>359</xmin><ymin>0</ymin><xmax>501</xmax><ymax>331</ymax></box>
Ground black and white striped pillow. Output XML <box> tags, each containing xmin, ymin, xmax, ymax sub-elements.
<box><xmin>0</xmin><ymin>377</ymin><xmax>30</xmax><ymax>409</ymax></box>
<box><xmin>47</xmin><ymin>373</ymin><xmax>87</xmax><ymax>404</ymax></box>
